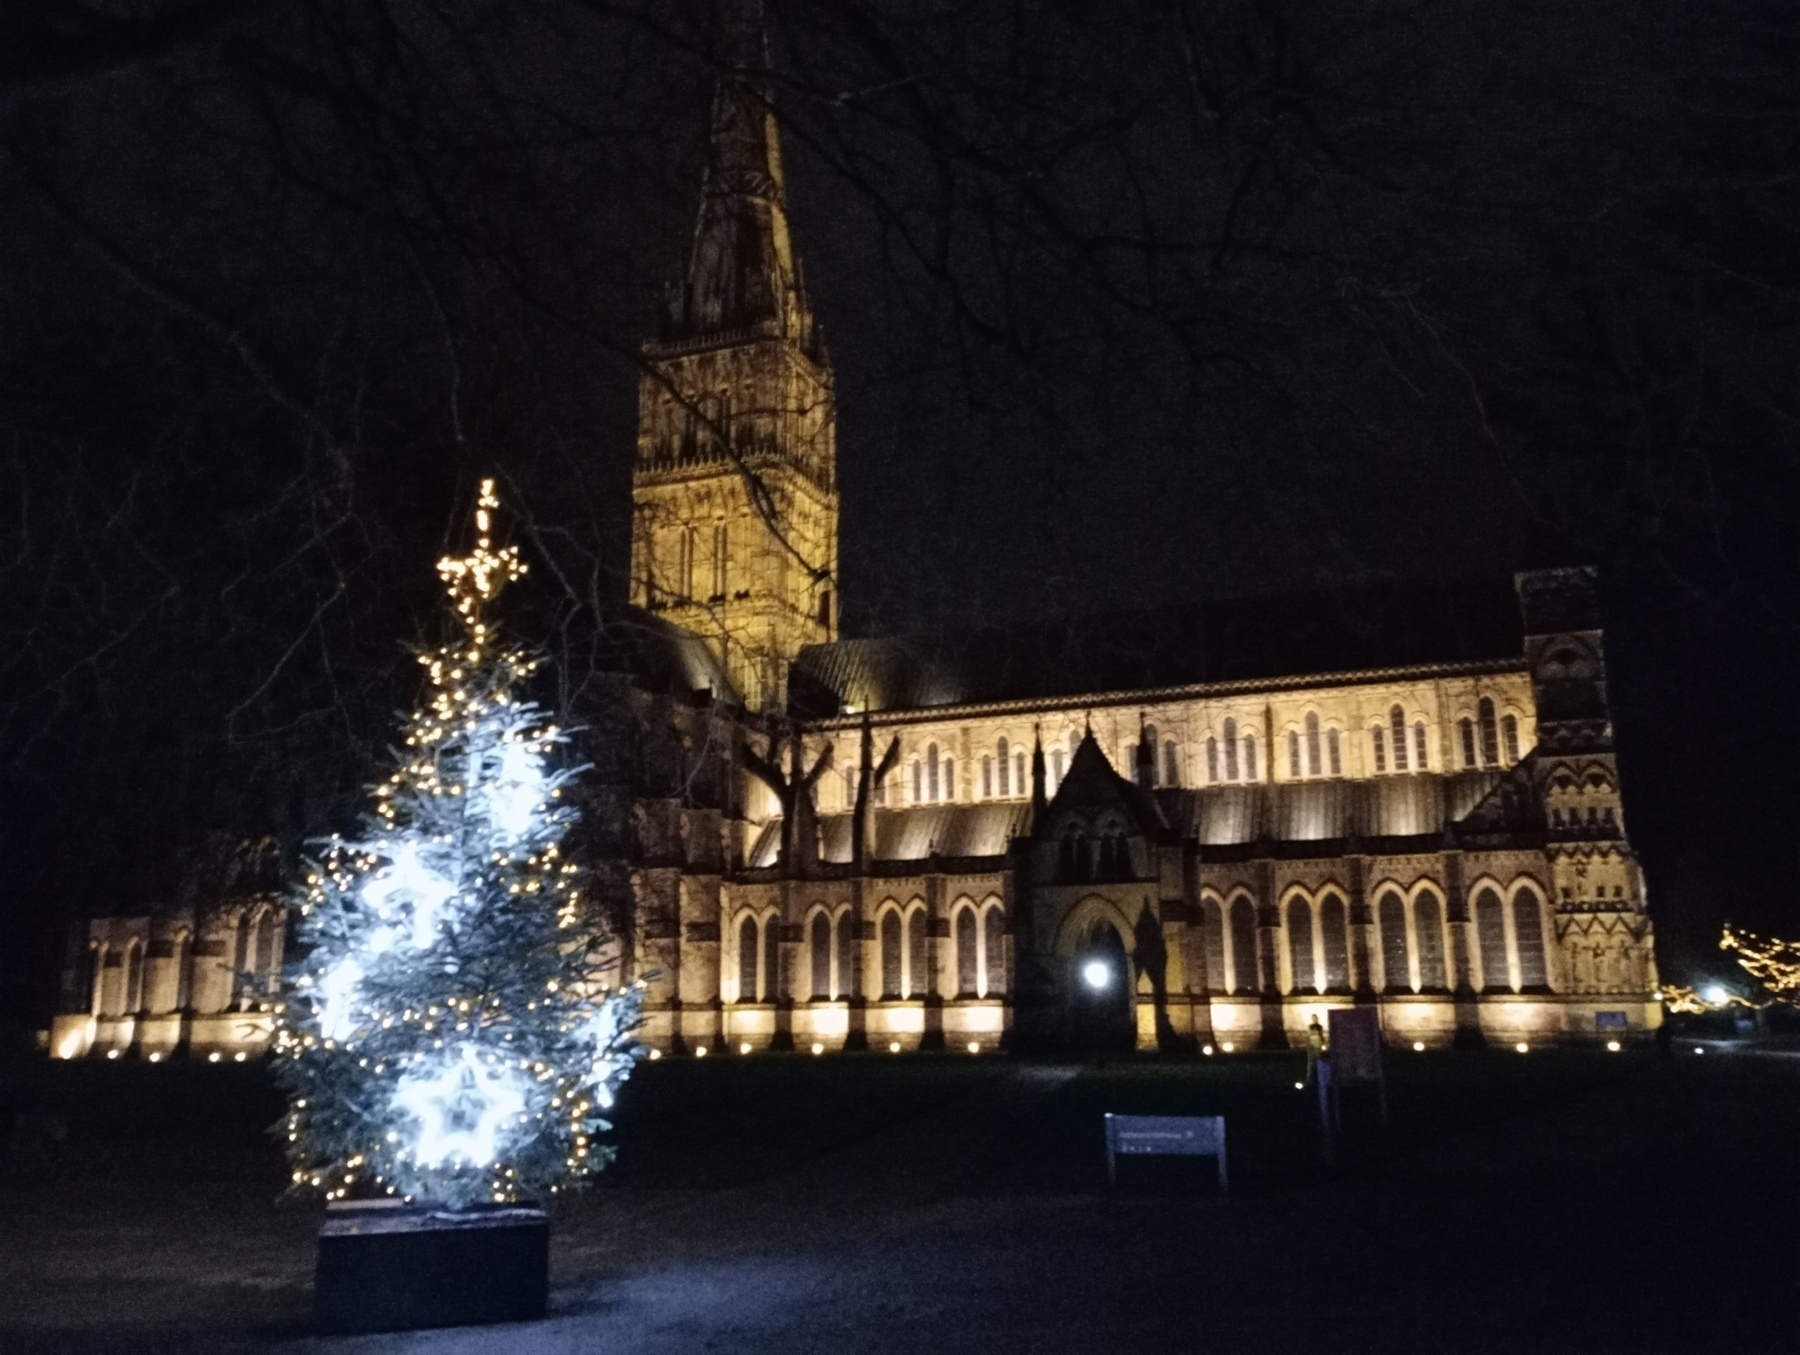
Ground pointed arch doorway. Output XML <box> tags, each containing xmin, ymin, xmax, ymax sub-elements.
<box><xmin>1071</xmin><ymin>920</ymin><xmax>1134</xmax><ymax>1055</ymax></box>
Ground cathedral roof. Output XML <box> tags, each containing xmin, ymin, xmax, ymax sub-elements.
<box><xmin>789</xmin><ymin>574</ymin><xmax>1526</xmax><ymax>719</ymax></box>
<box><xmin>747</xmin><ymin>802</ymin><xmax>1033</xmax><ymax>867</ymax></box>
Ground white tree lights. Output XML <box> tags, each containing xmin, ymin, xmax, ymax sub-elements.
<box><xmin>276</xmin><ymin>480</ymin><xmax>642</xmax><ymax>1210</ymax></box>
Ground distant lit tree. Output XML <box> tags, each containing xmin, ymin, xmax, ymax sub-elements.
<box><xmin>274</xmin><ymin>480</ymin><xmax>641</xmax><ymax>1209</ymax></box>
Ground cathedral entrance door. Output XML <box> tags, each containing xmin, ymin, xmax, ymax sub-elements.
<box><xmin>1071</xmin><ymin>921</ymin><xmax>1134</xmax><ymax>1055</ymax></box>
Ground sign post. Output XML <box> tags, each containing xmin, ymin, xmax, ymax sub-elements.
<box><xmin>1327</xmin><ymin>1007</ymin><xmax>1387</xmax><ymax>1125</ymax></box>
<box><xmin>1104</xmin><ymin>1114</ymin><xmax>1228</xmax><ymax>1193</ymax></box>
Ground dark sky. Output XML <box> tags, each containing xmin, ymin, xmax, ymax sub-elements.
<box><xmin>0</xmin><ymin>0</ymin><xmax>1795</xmax><ymax>1026</ymax></box>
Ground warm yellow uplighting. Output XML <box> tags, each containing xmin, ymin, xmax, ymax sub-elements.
<box><xmin>207</xmin><ymin>1051</ymin><xmax>221</xmax><ymax>1063</ymax></box>
<box><xmin>966</xmin><ymin>1042</ymin><xmax>980</xmax><ymax>1055</ymax></box>
<box><xmin>147</xmin><ymin>1052</ymin><xmax>164</xmax><ymax>1063</ymax></box>
<box><xmin>647</xmin><ymin>1048</ymin><xmax>662</xmax><ymax>1060</ymax></box>
<box><xmin>1515</xmin><ymin>1042</ymin><xmax>1530</xmax><ymax>1054</ymax></box>
<box><xmin>739</xmin><ymin>1041</ymin><xmax>752</xmax><ymax>1055</ymax></box>
<box><xmin>1605</xmin><ymin>1040</ymin><xmax>1621</xmax><ymax>1052</ymax></box>
<box><xmin>234</xmin><ymin>1051</ymin><xmax>247</xmax><ymax>1063</ymax></box>
<box><xmin>1201</xmin><ymin>1044</ymin><xmax>1214</xmax><ymax>1056</ymax></box>
<box><xmin>106</xmin><ymin>1049</ymin><xmax>120</xmax><ymax>1060</ymax></box>
<box><xmin>811</xmin><ymin>1042</ymin><xmax>825</xmax><ymax>1056</ymax></box>
<box><xmin>694</xmin><ymin>1044</ymin><xmax>708</xmax><ymax>1058</ymax></box>
<box><xmin>1412</xmin><ymin>1041</ymin><xmax>1426</xmax><ymax>1052</ymax></box>
<box><xmin>1220</xmin><ymin>1041</ymin><xmax>1235</xmax><ymax>1053</ymax></box>
<box><xmin>888</xmin><ymin>1041</ymin><xmax>902</xmax><ymax>1054</ymax></box>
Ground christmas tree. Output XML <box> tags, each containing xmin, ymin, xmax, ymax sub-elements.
<box><xmin>275</xmin><ymin>480</ymin><xmax>642</xmax><ymax>1210</ymax></box>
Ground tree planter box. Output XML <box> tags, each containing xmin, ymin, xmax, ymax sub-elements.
<box><xmin>315</xmin><ymin>1200</ymin><xmax>548</xmax><ymax>1333</ymax></box>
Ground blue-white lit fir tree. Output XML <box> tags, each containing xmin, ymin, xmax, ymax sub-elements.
<box><xmin>275</xmin><ymin>480</ymin><xmax>641</xmax><ymax>1209</ymax></box>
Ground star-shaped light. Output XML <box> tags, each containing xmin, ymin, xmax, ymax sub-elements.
<box><xmin>486</xmin><ymin>739</ymin><xmax>545</xmax><ymax>839</ymax></box>
<box><xmin>392</xmin><ymin>1046</ymin><xmax>529</xmax><ymax>1168</ymax></box>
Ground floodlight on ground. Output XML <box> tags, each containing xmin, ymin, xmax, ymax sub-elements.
<box><xmin>1220</xmin><ymin>1041</ymin><xmax>1235</xmax><ymax>1053</ymax></box>
<box><xmin>647</xmin><ymin>1048</ymin><xmax>662</xmax><ymax>1060</ymax></box>
<box><xmin>207</xmin><ymin>1051</ymin><xmax>221</xmax><ymax>1063</ymax></box>
<box><xmin>1515</xmin><ymin>1042</ymin><xmax>1530</xmax><ymax>1053</ymax></box>
<box><xmin>106</xmin><ymin>1049</ymin><xmax>120</xmax><ymax>1060</ymax></box>
<box><xmin>889</xmin><ymin>1041</ymin><xmax>902</xmax><ymax>1054</ymax></box>
<box><xmin>1693</xmin><ymin>1046</ymin><xmax>1704</xmax><ymax>1055</ymax></box>
<box><xmin>811</xmin><ymin>1042</ymin><xmax>824</xmax><ymax>1056</ymax></box>
<box><xmin>234</xmin><ymin>1051</ymin><xmax>247</xmax><ymax>1062</ymax></box>
<box><xmin>967</xmin><ymin>1042</ymin><xmax>980</xmax><ymax>1054</ymax></box>
<box><xmin>739</xmin><ymin>1041</ymin><xmax>752</xmax><ymax>1055</ymax></box>
<box><xmin>1202</xmin><ymin>1044</ymin><xmax>1214</xmax><ymax>1056</ymax></box>
<box><xmin>1082</xmin><ymin>960</ymin><xmax>1111</xmax><ymax>990</ymax></box>
<box><xmin>1412</xmin><ymin>1041</ymin><xmax>1426</xmax><ymax>1052</ymax></box>
<box><xmin>148</xmin><ymin>1051</ymin><xmax>163</xmax><ymax>1063</ymax></box>
<box><xmin>1704</xmin><ymin>984</ymin><xmax>1728</xmax><ymax>1005</ymax></box>
<box><xmin>1295</xmin><ymin>1081</ymin><xmax>1304</xmax><ymax>1090</ymax></box>
<box><xmin>694</xmin><ymin>1045</ymin><xmax>708</xmax><ymax>1058</ymax></box>
<box><xmin>1605</xmin><ymin>1040</ymin><xmax>1621</xmax><ymax>1052</ymax></box>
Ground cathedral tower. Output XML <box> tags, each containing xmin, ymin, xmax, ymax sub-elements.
<box><xmin>631</xmin><ymin>11</ymin><xmax>837</xmax><ymax>711</ymax></box>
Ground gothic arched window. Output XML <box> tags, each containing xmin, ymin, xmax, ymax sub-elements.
<box><xmin>927</xmin><ymin>743</ymin><xmax>940</xmax><ymax>803</ymax></box>
<box><xmin>836</xmin><ymin>910</ymin><xmax>856</xmax><ymax>999</ymax></box>
<box><xmin>997</xmin><ymin>737</ymin><xmax>1011</xmax><ymax>796</ymax></box>
<box><xmin>738</xmin><ymin>915</ymin><xmax>760</xmax><ymax>1002</ymax></box>
<box><xmin>1223</xmin><ymin>719</ymin><xmax>1239</xmax><ymax>780</ymax></box>
<box><xmin>1287</xmin><ymin>897</ymin><xmax>1316</xmax><ymax>994</ymax></box>
<box><xmin>1415</xmin><ymin>889</ymin><xmax>1448</xmax><ymax>989</ymax></box>
<box><xmin>982</xmin><ymin>905</ymin><xmax>1006</xmax><ymax>996</ymax></box>
<box><xmin>1513</xmin><ymin>888</ymin><xmax>1548</xmax><ymax>988</ymax></box>
<box><xmin>880</xmin><ymin>910</ymin><xmax>903</xmax><ymax>998</ymax></box>
<box><xmin>911</xmin><ymin>761</ymin><xmax>922</xmax><ymax>804</ymax></box>
<box><xmin>1502</xmin><ymin>714</ymin><xmax>1521</xmax><ymax>764</ymax></box>
<box><xmin>1244</xmin><ymin>734</ymin><xmax>1259</xmax><ymax>781</ymax></box>
<box><xmin>1413</xmin><ymin>723</ymin><xmax>1429</xmax><ymax>772</ymax></box>
<box><xmin>1390</xmin><ymin>705</ymin><xmax>1409</xmax><ymax>772</ymax></box>
<box><xmin>981</xmin><ymin>756</ymin><xmax>994</xmax><ymax>799</ymax></box>
<box><xmin>1049</xmin><ymin>747</ymin><xmax>1065</xmax><ymax>791</ymax></box>
<box><xmin>1199</xmin><ymin>898</ymin><xmax>1227</xmax><ymax>994</ymax></box>
<box><xmin>1460</xmin><ymin>718</ymin><xmax>1478</xmax><ymax>768</ymax></box>
<box><xmin>1319</xmin><ymin>893</ymin><xmax>1350</xmax><ymax>991</ymax></box>
<box><xmin>955</xmin><ymin>906</ymin><xmax>979</xmax><ymax>995</ymax></box>
<box><xmin>1306</xmin><ymin>712</ymin><xmax>1322</xmax><ymax>777</ymax></box>
<box><xmin>1327</xmin><ymin>727</ymin><xmax>1342</xmax><ymax>777</ymax></box>
<box><xmin>905</xmin><ymin>907</ymin><xmax>928</xmax><ymax>999</ymax></box>
<box><xmin>1228</xmin><ymin>895</ymin><xmax>1259</xmax><ymax>994</ymax></box>
<box><xmin>1378</xmin><ymin>891</ymin><xmax>1411</xmax><ymax>992</ymax></box>
<box><xmin>1287</xmin><ymin>729</ymin><xmax>1302</xmax><ymax>779</ymax></box>
<box><xmin>810</xmin><ymin>912</ymin><xmax>832</xmax><ymax>999</ymax></box>
<box><xmin>711</xmin><ymin>522</ymin><xmax>729</xmax><ymax>599</ymax></box>
<box><xmin>943</xmin><ymin>756</ymin><xmax>956</xmax><ymax>802</ymax></box>
<box><xmin>1372</xmin><ymin>726</ymin><xmax>1387</xmax><ymax>774</ymax></box>
<box><xmin>1479</xmin><ymin>698</ymin><xmax>1500</xmax><ymax>766</ymax></box>
<box><xmin>1206</xmin><ymin>736</ymin><xmax>1220</xmax><ymax>783</ymax></box>
<box><xmin>1474</xmin><ymin>887</ymin><xmax>1510</xmax><ymax>991</ymax></box>
<box><xmin>1163</xmin><ymin>741</ymin><xmax>1180</xmax><ymax>788</ymax></box>
<box><xmin>763</xmin><ymin>916</ymin><xmax>782</xmax><ymax>1002</ymax></box>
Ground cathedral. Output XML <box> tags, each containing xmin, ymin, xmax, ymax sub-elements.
<box><xmin>48</xmin><ymin>28</ymin><xmax>1659</xmax><ymax>1061</ymax></box>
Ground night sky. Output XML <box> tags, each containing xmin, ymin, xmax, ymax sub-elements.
<box><xmin>1</xmin><ymin>0</ymin><xmax>1795</xmax><ymax>1030</ymax></box>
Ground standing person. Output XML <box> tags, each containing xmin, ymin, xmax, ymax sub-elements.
<box><xmin>1305</xmin><ymin>1015</ymin><xmax>1327</xmax><ymax>1083</ymax></box>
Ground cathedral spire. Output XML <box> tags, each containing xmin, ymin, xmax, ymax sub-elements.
<box><xmin>665</xmin><ymin>0</ymin><xmax>814</xmax><ymax>352</ymax></box>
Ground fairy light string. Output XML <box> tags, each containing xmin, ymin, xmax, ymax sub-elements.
<box><xmin>275</xmin><ymin>479</ymin><xmax>643</xmax><ymax>1209</ymax></box>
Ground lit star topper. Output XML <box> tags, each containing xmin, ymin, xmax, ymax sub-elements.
<box><xmin>436</xmin><ymin>478</ymin><xmax>526</xmax><ymax>645</ymax></box>
<box><xmin>393</xmin><ymin>1045</ymin><xmax>530</xmax><ymax>1169</ymax></box>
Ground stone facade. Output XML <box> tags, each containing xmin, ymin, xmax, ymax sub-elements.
<box><xmin>49</xmin><ymin>837</ymin><xmax>285</xmax><ymax>1060</ymax></box>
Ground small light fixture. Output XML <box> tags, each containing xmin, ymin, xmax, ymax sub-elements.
<box><xmin>967</xmin><ymin>1042</ymin><xmax>980</xmax><ymax>1055</ymax></box>
<box><xmin>106</xmin><ymin>1049</ymin><xmax>121</xmax><ymax>1060</ymax></box>
<box><xmin>1605</xmin><ymin>1040</ymin><xmax>1621</xmax><ymax>1052</ymax></box>
<box><xmin>234</xmin><ymin>1051</ymin><xmax>247</xmax><ymax>1063</ymax></box>
<box><xmin>1220</xmin><ymin>1041</ymin><xmax>1235</xmax><ymax>1053</ymax></box>
<box><xmin>1412</xmin><ymin>1041</ymin><xmax>1426</xmax><ymax>1052</ymax></box>
<box><xmin>1703</xmin><ymin>984</ymin><xmax>1728</xmax><ymax>1005</ymax></box>
<box><xmin>647</xmin><ymin>1048</ymin><xmax>662</xmax><ymax>1060</ymax></box>
<box><xmin>207</xmin><ymin>1051</ymin><xmax>221</xmax><ymax>1063</ymax></box>
<box><xmin>1693</xmin><ymin>1046</ymin><xmax>1704</xmax><ymax>1055</ymax></box>
<box><xmin>1294</xmin><ymin>1081</ymin><xmax>1304</xmax><ymax>1090</ymax></box>
<box><xmin>739</xmin><ymin>1041</ymin><xmax>752</xmax><ymax>1055</ymax></box>
<box><xmin>1081</xmin><ymin>960</ymin><xmax>1111</xmax><ymax>990</ymax></box>
<box><xmin>889</xmin><ymin>1041</ymin><xmax>902</xmax><ymax>1054</ymax></box>
<box><xmin>695</xmin><ymin>1045</ymin><xmax>709</xmax><ymax>1059</ymax></box>
<box><xmin>1202</xmin><ymin>1044</ymin><xmax>1214</xmax><ymax>1056</ymax></box>
<box><xmin>811</xmin><ymin>1042</ymin><xmax>825</xmax><ymax>1056</ymax></box>
<box><xmin>147</xmin><ymin>1051</ymin><xmax>164</xmax><ymax>1063</ymax></box>
<box><xmin>1515</xmin><ymin>1042</ymin><xmax>1529</xmax><ymax>1054</ymax></box>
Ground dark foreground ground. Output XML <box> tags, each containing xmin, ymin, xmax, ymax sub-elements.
<box><xmin>0</xmin><ymin>1040</ymin><xmax>1794</xmax><ymax>1354</ymax></box>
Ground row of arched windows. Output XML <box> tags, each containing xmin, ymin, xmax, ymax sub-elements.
<box><xmin>1196</xmin><ymin>881</ymin><xmax>1550</xmax><ymax>995</ymax></box>
<box><xmin>80</xmin><ymin>909</ymin><xmax>281</xmax><ymax>1019</ymax></box>
<box><xmin>734</xmin><ymin>898</ymin><xmax>1007</xmax><ymax>1003</ymax></box>
<box><xmin>871</xmin><ymin>699</ymin><xmax>1527</xmax><ymax>810</ymax></box>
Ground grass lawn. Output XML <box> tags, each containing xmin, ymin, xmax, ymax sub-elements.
<box><xmin>0</xmin><ymin>1041</ymin><xmax>1793</xmax><ymax>1352</ymax></box>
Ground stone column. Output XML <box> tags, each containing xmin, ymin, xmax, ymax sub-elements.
<box><xmin>1348</xmin><ymin>852</ymin><xmax>1376</xmax><ymax>998</ymax></box>
<box><xmin>920</xmin><ymin>866</ymin><xmax>947</xmax><ymax>1051</ymax></box>
<box><xmin>1255</xmin><ymin>857</ymin><xmax>1288</xmax><ymax>1049</ymax></box>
